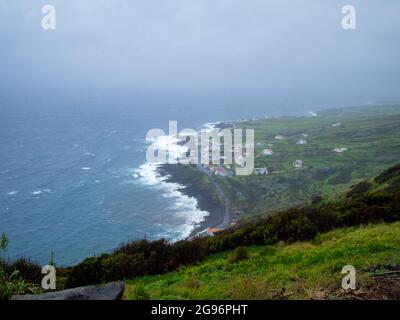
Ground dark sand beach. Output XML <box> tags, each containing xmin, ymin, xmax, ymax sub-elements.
<box><xmin>157</xmin><ymin>163</ymin><xmax>226</xmax><ymax>237</ymax></box>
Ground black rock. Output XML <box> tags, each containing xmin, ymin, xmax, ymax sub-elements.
<box><xmin>11</xmin><ymin>281</ymin><xmax>125</xmax><ymax>300</ymax></box>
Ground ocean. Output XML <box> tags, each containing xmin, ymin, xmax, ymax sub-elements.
<box><xmin>0</xmin><ymin>93</ymin><xmax>367</xmax><ymax>265</ymax></box>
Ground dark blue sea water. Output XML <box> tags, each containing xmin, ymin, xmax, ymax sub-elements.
<box><xmin>0</xmin><ymin>93</ymin><xmax>368</xmax><ymax>265</ymax></box>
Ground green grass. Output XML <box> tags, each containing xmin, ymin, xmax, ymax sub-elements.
<box><xmin>124</xmin><ymin>222</ymin><xmax>400</xmax><ymax>300</ymax></box>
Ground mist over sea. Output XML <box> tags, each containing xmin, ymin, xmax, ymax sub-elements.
<box><xmin>0</xmin><ymin>92</ymin><xmax>372</xmax><ymax>265</ymax></box>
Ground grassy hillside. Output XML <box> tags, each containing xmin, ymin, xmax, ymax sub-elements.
<box><xmin>125</xmin><ymin>222</ymin><xmax>400</xmax><ymax>300</ymax></box>
<box><xmin>123</xmin><ymin>163</ymin><xmax>400</xmax><ymax>300</ymax></box>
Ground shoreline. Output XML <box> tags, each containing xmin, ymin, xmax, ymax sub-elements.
<box><xmin>157</xmin><ymin>163</ymin><xmax>226</xmax><ymax>238</ymax></box>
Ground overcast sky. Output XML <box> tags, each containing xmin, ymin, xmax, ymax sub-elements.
<box><xmin>0</xmin><ymin>0</ymin><xmax>399</xmax><ymax>109</ymax></box>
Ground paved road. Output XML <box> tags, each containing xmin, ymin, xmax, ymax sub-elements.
<box><xmin>196</xmin><ymin>164</ymin><xmax>230</xmax><ymax>229</ymax></box>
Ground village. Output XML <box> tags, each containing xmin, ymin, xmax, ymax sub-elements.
<box><xmin>199</xmin><ymin>120</ymin><xmax>349</xmax><ymax>178</ymax></box>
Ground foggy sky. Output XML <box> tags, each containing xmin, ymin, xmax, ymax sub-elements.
<box><xmin>0</xmin><ymin>0</ymin><xmax>399</xmax><ymax>109</ymax></box>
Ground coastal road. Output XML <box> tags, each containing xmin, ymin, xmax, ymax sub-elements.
<box><xmin>196</xmin><ymin>164</ymin><xmax>231</xmax><ymax>229</ymax></box>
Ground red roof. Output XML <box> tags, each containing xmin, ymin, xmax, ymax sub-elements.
<box><xmin>207</xmin><ymin>227</ymin><xmax>223</xmax><ymax>234</ymax></box>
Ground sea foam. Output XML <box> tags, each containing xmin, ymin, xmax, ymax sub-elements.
<box><xmin>135</xmin><ymin>131</ymin><xmax>209</xmax><ymax>241</ymax></box>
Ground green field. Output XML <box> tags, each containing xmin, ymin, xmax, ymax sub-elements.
<box><xmin>218</xmin><ymin>104</ymin><xmax>400</xmax><ymax>219</ymax></box>
<box><xmin>125</xmin><ymin>222</ymin><xmax>400</xmax><ymax>300</ymax></box>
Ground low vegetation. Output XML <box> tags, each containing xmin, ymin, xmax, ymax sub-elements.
<box><xmin>0</xmin><ymin>234</ymin><xmax>42</xmax><ymax>300</ymax></box>
<box><xmin>125</xmin><ymin>222</ymin><xmax>400</xmax><ymax>300</ymax></box>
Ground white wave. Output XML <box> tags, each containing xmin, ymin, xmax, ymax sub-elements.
<box><xmin>30</xmin><ymin>189</ymin><xmax>51</xmax><ymax>196</ymax></box>
<box><xmin>81</xmin><ymin>167</ymin><xmax>91</xmax><ymax>171</ymax></box>
<box><xmin>147</xmin><ymin>134</ymin><xmax>189</xmax><ymax>162</ymax></box>
<box><xmin>133</xmin><ymin>121</ymin><xmax>231</xmax><ymax>240</ymax></box>
<box><xmin>7</xmin><ymin>190</ymin><xmax>18</xmax><ymax>196</ymax></box>
<box><xmin>203</xmin><ymin>121</ymin><xmax>221</xmax><ymax>131</ymax></box>
<box><xmin>134</xmin><ymin>162</ymin><xmax>209</xmax><ymax>241</ymax></box>
<box><xmin>84</xmin><ymin>151</ymin><xmax>96</xmax><ymax>157</ymax></box>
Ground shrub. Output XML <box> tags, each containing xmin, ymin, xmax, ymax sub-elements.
<box><xmin>346</xmin><ymin>181</ymin><xmax>371</xmax><ymax>198</ymax></box>
<box><xmin>229</xmin><ymin>277</ymin><xmax>271</xmax><ymax>300</ymax></box>
<box><xmin>133</xmin><ymin>284</ymin><xmax>150</xmax><ymax>300</ymax></box>
<box><xmin>0</xmin><ymin>268</ymin><xmax>40</xmax><ymax>301</ymax></box>
<box><xmin>8</xmin><ymin>258</ymin><xmax>42</xmax><ymax>284</ymax></box>
<box><xmin>328</xmin><ymin>168</ymin><xmax>352</xmax><ymax>185</ymax></box>
<box><xmin>375</xmin><ymin>164</ymin><xmax>400</xmax><ymax>183</ymax></box>
<box><xmin>184</xmin><ymin>276</ymin><xmax>201</xmax><ymax>289</ymax></box>
<box><xmin>312</xmin><ymin>195</ymin><xmax>323</xmax><ymax>204</ymax></box>
<box><xmin>229</xmin><ymin>247</ymin><xmax>249</xmax><ymax>264</ymax></box>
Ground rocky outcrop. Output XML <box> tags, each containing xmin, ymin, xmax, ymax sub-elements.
<box><xmin>11</xmin><ymin>281</ymin><xmax>125</xmax><ymax>300</ymax></box>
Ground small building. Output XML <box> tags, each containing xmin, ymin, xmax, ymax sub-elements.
<box><xmin>332</xmin><ymin>147</ymin><xmax>348</xmax><ymax>153</ymax></box>
<box><xmin>296</xmin><ymin>139</ymin><xmax>308</xmax><ymax>145</ymax></box>
<box><xmin>302</xmin><ymin>133</ymin><xmax>309</xmax><ymax>138</ymax></box>
<box><xmin>331</xmin><ymin>123</ymin><xmax>342</xmax><ymax>127</ymax></box>
<box><xmin>207</xmin><ymin>227</ymin><xmax>223</xmax><ymax>236</ymax></box>
<box><xmin>254</xmin><ymin>167</ymin><xmax>268</xmax><ymax>175</ymax></box>
<box><xmin>215</xmin><ymin>166</ymin><xmax>233</xmax><ymax>176</ymax></box>
<box><xmin>293</xmin><ymin>160</ymin><xmax>303</xmax><ymax>168</ymax></box>
<box><xmin>275</xmin><ymin>135</ymin><xmax>285</xmax><ymax>140</ymax></box>
<box><xmin>262</xmin><ymin>148</ymin><xmax>273</xmax><ymax>156</ymax></box>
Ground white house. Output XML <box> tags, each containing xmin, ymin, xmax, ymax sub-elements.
<box><xmin>331</xmin><ymin>123</ymin><xmax>342</xmax><ymax>127</ymax></box>
<box><xmin>262</xmin><ymin>148</ymin><xmax>273</xmax><ymax>156</ymax></box>
<box><xmin>275</xmin><ymin>135</ymin><xmax>285</xmax><ymax>140</ymax></box>
<box><xmin>332</xmin><ymin>147</ymin><xmax>348</xmax><ymax>153</ymax></box>
<box><xmin>296</xmin><ymin>139</ymin><xmax>308</xmax><ymax>145</ymax></box>
<box><xmin>254</xmin><ymin>167</ymin><xmax>269</xmax><ymax>175</ymax></box>
<box><xmin>293</xmin><ymin>160</ymin><xmax>303</xmax><ymax>168</ymax></box>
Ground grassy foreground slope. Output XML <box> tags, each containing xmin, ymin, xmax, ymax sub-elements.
<box><xmin>125</xmin><ymin>222</ymin><xmax>400</xmax><ymax>300</ymax></box>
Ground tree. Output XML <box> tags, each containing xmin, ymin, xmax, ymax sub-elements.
<box><xmin>0</xmin><ymin>233</ymin><xmax>9</xmax><ymax>262</ymax></box>
<box><xmin>48</xmin><ymin>250</ymin><xmax>56</xmax><ymax>267</ymax></box>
